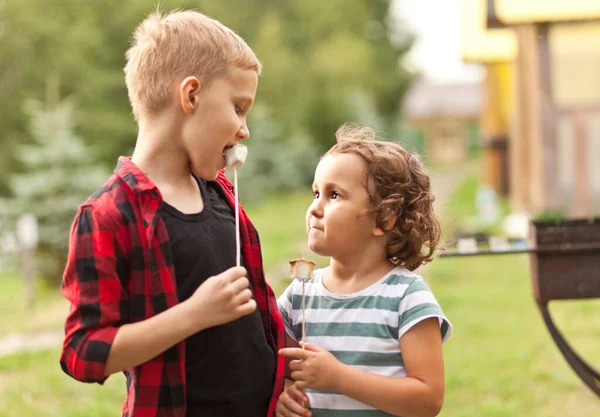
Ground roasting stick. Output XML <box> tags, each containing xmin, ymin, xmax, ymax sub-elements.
<box><xmin>289</xmin><ymin>258</ymin><xmax>316</xmax><ymax>344</ymax></box>
<box><xmin>225</xmin><ymin>144</ymin><xmax>248</xmax><ymax>267</ymax></box>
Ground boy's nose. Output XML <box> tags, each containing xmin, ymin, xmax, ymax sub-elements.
<box><xmin>238</xmin><ymin>124</ymin><xmax>249</xmax><ymax>141</ymax></box>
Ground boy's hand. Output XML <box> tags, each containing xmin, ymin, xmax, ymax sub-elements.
<box><xmin>276</xmin><ymin>382</ymin><xmax>311</xmax><ymax>417</ymax></box>
<box><xmin>186</xmin><ymin>266</ymin><xmax>256</xmax><ymax>332</ymax></box>
<box><xmin>279</xmin><ymin>342</ymin><xmax>344</xmax><ymax>391</ymax></box>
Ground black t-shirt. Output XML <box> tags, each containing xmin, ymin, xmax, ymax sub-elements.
<box><xmin>159</xmin><ymin>177</ymin><xmax>276</xmax><ymax>417</ymax></box>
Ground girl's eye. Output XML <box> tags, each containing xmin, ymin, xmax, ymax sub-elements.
<box><xmin>331</xmin><ymin>191</ymin><xmax>340</xmax><ymax>199</ymax></box>
<box><xmin>235</xmin><ymin>105</ymin><xmax>243</xmax><ymax>115</ymax></box>
<box><xmin>313</xmin><ymin>190</ymin><xmax>320</xmax><ymax>199</ymax></box>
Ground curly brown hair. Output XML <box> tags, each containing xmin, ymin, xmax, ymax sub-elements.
<box><xmin>323</xmin><ymin>123</ymin><xmax>441</xmax><ymax>271</ymax></box>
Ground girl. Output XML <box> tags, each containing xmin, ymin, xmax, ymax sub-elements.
<box><xmin>276</xmin><ymin>124</ymin><xmax>452</xmax><ymax>417</ymax></box>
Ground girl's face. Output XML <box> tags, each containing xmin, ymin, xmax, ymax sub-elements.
<box><xmin>306</xmin><ymin>153</ymin><xmax>380</xmax><ymax>258</ymax></box>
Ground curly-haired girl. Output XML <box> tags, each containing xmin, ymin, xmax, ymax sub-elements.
<box><xmin>277</xmin><ymin>123</ymin><xmax>453</xmax><ymax>417</ymax></box>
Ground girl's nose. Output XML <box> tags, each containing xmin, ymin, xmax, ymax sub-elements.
<box><xmin>309</xmin><ymin>199</ymin><xmax>323</xmax><ymax>218</ymax></box>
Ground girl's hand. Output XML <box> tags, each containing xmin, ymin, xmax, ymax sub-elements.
<box><xmin>279</xmin><ymin>342</ymin><xmax>345</xmax><ymax>391</ymax></box>
<box><xmin>276</xmin><ymin>382</ymin><xmax>311</xmax><ymax>417</ymax></box>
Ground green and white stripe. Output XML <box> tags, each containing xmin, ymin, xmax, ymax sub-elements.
<box><xmin>277</xmin><ymin>267</ymin><xmax>452</xmax><ymax>416</ymax></box>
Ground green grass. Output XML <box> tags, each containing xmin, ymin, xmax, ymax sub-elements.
<box><xmin>246</xmin><ymin>188</ymin><xmax>327</xmax><ymax>295</ymax></box>
<box><xmin>427</xmin><ymin>255</ymin><xmax>600</xmax><ymax>416</ymax></box>
<box><xmin>0</xmin><ymin>349</ymin><xmax>125</xmax><ymax>417</ymax></box>
<box><xmin>428</xmin><ymin>173</ymin><xmax>600</xmax><ymax>416</ymax></box>
<box><xmin>442</xmin><ymin>174</ymin><xmax>511</xmax><ymax>239</ymax></box>
<box><xmin>0</xmin><ymin>272</ymin><xmax>67</xmax><ymax>338</ymax></box>
<box><xmin>2</xmin><ymin>179</ymin><xmax>600</xmax><ymax>416</ymax></box>
<box><xmin>245</xmin><ymin>188</ymin><xmax>314</xmax><ymax>273</ymax></box>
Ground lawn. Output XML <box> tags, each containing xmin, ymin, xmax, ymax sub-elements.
<box><xmin>0</xmin><ymin>272</ymin><xmax>68</xmax><ymax>339</ymax></box>
<box><xmin>1</xmin><ymin>179</ymin><xmax>600</xmax><ymax>416</ymax></box>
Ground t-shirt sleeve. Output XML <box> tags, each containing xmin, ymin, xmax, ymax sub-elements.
<box><xmin>397</xmin><ymin>278</ymin><xmax>452</xmax><ymax>343</ymax></box>
<box><xmin>277</xmin><ymin>282</ymin><xmax>298</xmax><ymax>342</ymax></box>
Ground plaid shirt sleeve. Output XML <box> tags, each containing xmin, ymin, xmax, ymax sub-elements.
<box><xmin>60</xmin><ymin>203</ymin><xmax>130</xmax><ymax>384</ymax></box>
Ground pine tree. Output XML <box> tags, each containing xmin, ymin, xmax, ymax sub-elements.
<box><xmin>1</xmin><ymin>99</ymin><xmax>108</xmax><ymax>281</ymax></box>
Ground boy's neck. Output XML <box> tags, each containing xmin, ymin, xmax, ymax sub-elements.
<box><xmin>131</xmin><ymin>111</ymin><xmax>192</xmax><ymax>188</ymax></box>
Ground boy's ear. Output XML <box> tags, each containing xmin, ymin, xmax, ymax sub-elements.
<box><xmin>180</xmin><ymin>76</ymin><xmax>202</xmax><ymax>114</ymax></box>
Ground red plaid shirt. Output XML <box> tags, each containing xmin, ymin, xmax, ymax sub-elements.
<box><xmin>60</xmin><ymin>157</ymin><xmax>285</xmax><ymax>417</ymax></box>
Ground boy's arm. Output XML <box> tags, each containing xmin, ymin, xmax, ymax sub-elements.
<box><xmin>281</xmin><ymin>318</ymin><xmax>445</xmax><ymax>417</ymax></box>
<box><xmin>60</xmin><ymin>205</ymin><xmax>128</xmax><ymax>383</ymax></box>
<box><xmin>104</xmin><ymin>266</ymin><xmax>253</xmax><ymax>376</ymax></box>
<box><xmin>61</xmin><ymin>206</ymin><xmax>254</xmax><ymax>382</ymax></box>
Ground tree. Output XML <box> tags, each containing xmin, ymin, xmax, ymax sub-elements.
<box><xmin>1</xmin><ymin>98</ymin><xmax>108</xmax><ymax>281</ymax></box>
<box><xmin>0</xmin><ymin>0</ymin><xmax>414</xmax><ymax>195</ymax></box>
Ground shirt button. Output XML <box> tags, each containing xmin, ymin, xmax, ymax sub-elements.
<box><xmin>142</xmin><ymin>220</ymin><xmax>149</xmax><ymax>227</ymax></box>
<box><xmin>150</xmin><ymin>190</ymin><xmax>158</xmax><ymax>198</ymax></box>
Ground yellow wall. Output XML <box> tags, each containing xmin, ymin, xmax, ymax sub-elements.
<box><xmin>461</xmin><ymin>0</ymin><xmax>516</xmax><ymax>63</ymax></box>
<box><xmin>496</xmin><ymin>0</ymin><xmax>600</xmax><ymax>24</ymax></box>
<box><xmin>550</xmin><ymin>21</ymin><xmax>600</xmax><ymax>107</ymax></box>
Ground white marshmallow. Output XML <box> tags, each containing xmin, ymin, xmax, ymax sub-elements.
<box><xmin>290</xmin><ymin>258</ymin><xmax>316</xmax><ymax>281</ymax></box>
<box><xmin>226</xmin><ymin>144</ymin><xmax>248</xmax><ymax>169</ymax></box>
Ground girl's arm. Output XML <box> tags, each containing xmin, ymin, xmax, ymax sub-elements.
<box><xmin>280</xmin><ymin>317</ymin><xmax>445</xmax><ymax>417</ymax></box>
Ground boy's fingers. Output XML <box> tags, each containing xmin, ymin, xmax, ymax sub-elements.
<box><xmin>233</xmin><ymin>288</ymin><xmax>252</xmax><ymax>305</ymax></box>
<box><xmin>231</xmin><ymin>277</ymin><xmax>250</xmax><ymax>294</ymax></box>
<box><xmin>236</xmin><ymin>299</ymin><xmax>256</xmax><ymax>316</ymax></box>
<box><xmin>222</xmin><ymin>266</ymin><xmax>247</xmax><ymax>282</ymax></box>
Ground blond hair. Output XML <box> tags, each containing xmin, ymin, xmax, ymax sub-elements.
<box><xmin>124</xmin><ymin>9</ymin><xmax>262</xmax><ymax>120</ymax></box>
<box><xmin>323</xmin><ymin>123</ymin><xmax>441</xmax><ymax>271</ymax></box>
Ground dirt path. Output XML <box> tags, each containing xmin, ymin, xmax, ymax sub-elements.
<box><xmin>0</xmin><ymin>329</ymin><xmax>63</xmax><ymax>358</ymax></box>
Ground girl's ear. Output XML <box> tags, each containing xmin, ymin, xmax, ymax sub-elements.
<box><xmin>373</xmin><ymin>207</ymin><xmax>398</xmax><ymax>236</ymax></box>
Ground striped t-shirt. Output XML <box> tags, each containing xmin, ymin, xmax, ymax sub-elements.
<box><xmin>277</xmin><ymin>266</ymin><xmax>452</xmax><ymax>417</ymax></box>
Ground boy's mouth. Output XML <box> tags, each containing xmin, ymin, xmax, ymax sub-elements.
<box><xmin>222</xmin><ymin>145</ymin><xmax>234</xmax><ymax>164</ymax></box>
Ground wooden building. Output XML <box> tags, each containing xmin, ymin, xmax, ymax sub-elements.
<box><xmin>461</xmin><ymin>0</ymin><xmax>600</xmax><ymax>217</ymax></box>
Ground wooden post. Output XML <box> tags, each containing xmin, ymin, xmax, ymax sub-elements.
<box><xmin>512</xmin><ymin>23</ymin><xmax>558</xmax><ymax>214</ymax></box>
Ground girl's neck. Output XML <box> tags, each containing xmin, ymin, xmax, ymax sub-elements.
<box><xmin>325</xmin><ymin>254</ymin><xmax>396</xmax><ymax>295</ymax></box>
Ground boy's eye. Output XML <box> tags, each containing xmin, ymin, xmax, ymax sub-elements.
<box><xmin>235</xmin><ymin>105</ymin><xmax>243</xmax><ymax>115</ymax></box>
<box><xmin>331</xmin><ymin>191</ymin><xmax>340</xmax><ymax>199</ymax></box>
<box><xmin>313</xmin><ymin>190</ymin><xmax>320</xmax><ymax>199</ymax></box>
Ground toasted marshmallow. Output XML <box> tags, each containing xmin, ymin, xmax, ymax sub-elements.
<box><xmin>290</xmin><ymin>258</ymin><xmax>316</xmax><ymax>281</ymax></box>
<box><xmin>226</xmin><ymin>144</ymin><xmax>248</xmax><ymax>169</ymax></box>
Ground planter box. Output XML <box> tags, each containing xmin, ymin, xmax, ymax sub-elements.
<box><xmin>529</xmin><ymin>217</ymin><xmax>600</xmax><ymax>304</ymax></box>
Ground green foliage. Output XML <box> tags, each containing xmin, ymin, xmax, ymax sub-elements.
<box><xmin>533</xmin><ymin>210</ymin><xmax>567</xmax><ymax>223</ymax></box>
<box><xmin>229</xmin><ymin>106</ymin><xmax>320</xmax><ymax>203</ymax></box>
<box><xmin>443</xmin><ymin>174</ymin><xmax>511</xmax><ymax>239</ymax></box>
<box><xmin>0</xmin><ymin>99</ymin><xmax>109</xmax><ymax>280</ymax></box>
<box><xmin>0</xmin><ymin>0</ymin><xmax>413</xmax><ymax>279</ymax></box>
<box><xmin>0</xmin><ymin>0</ymin><xmax>413</xmax><ymax>194</ymax></box>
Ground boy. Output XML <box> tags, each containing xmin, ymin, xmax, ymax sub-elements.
<box><xmin>60</xmin><ymin>10</ymin><xmax>285</xmax><ymax>417</ymax></box>
<box><xmin>276</xmin><ymin>124</ymin><xmax>452</xmax><ymax>417</ymax></box>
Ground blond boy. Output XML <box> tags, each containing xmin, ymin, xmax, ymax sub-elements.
<box><xmin>60</xmin><ymin>10</ymin><xmax>285</xmax><ymax>417</ymax></box>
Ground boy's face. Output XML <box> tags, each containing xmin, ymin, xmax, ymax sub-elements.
<box><xmin>181</xmin><ymin>67</ymin><xmax>258</xmax><ymax>180</ymax></box>
<box><xmin>306</xmin><ymin>153</ymin><xmax>380</xmax><ymax>258</ymax></box>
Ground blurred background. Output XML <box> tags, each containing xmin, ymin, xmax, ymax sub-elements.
<box><xmin>0</xmin><ymin>0</ymin><xmax>599</xmax><ymax>416</ymax></box>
